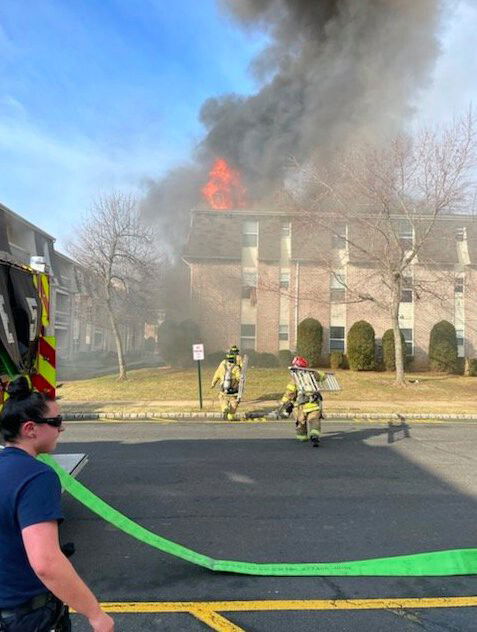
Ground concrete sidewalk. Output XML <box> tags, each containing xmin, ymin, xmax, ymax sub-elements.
<box><xmin>62</xmin><ymin>409</ymin><xmax>477</xmax><ymax>422</ymax></box>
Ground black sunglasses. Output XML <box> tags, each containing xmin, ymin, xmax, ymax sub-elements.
<box><xmin>34</xmin><ymin>416</ymin><xmax>63</xmax><ymax>428</ymax></box>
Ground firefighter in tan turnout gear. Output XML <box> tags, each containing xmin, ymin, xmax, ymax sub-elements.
<box><xmin>211</xmin><ymin>353</ymin><xmax>242</xmax><ymax>420</ymax></box>
<box><xmin>280</xmin><ymin>356</ymin><xmax>325</xmax><ymax>447</ymax></box>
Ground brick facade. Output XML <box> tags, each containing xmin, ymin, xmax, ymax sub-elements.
<box><xmin>183</xmin><ymin>210</ymin><xmax>477</xmax><ymax>366</ymax></box>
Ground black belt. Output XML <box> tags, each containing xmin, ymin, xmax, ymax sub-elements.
<box><xmin>0</xmin><ymin>592</ymin><xmax>53</xmax><ymax>619</ymax></box>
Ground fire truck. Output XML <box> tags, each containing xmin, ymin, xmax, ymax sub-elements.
<box><xmin>0</xmin><ymin>253</ymin><xmax>55</xmax><ymax>400</ymax></box>
<box><xmin>0</xmin><ymin>252</ymin><xmax>87</xmax><ymax>475</ymax></box>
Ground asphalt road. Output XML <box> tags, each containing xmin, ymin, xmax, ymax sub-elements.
<box><xmin>56</xmin><ymin>420</ymin><xmax>477</xmax><ymax>631</ymax></box>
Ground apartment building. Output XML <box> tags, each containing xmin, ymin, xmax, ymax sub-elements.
<box><xmin>0</xmin><ymin>202</ymin><xmax>146</xmax><ymax>363</ymax></box>
<box><xmin>0</xmin><ymin>202</ymin><xmax>80</xmax><ymax>360</ymax></box>
<box><xmin>183</xmin><ymin>210</ymin><xmax>477</xmax><ymax>367</ymax></box>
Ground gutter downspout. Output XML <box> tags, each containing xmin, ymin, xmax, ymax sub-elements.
<box><xmin>295</xmin><ymin>260</ymin><xmax>300</xmax><ymax>351</ymax></box>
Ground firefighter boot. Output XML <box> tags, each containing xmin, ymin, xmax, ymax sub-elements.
<box><xmin>310</xmin><ymin>430</ymin><xmax>320</xmax><ymax>447</ymax></box>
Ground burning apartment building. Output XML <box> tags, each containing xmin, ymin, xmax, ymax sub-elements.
<box><xmin>182</xmin><ymin>157</ymin><xmax>477</xmax><ymax>368</ymax></box>
<box><xmin>144</xmin><ymin>1</ymin><xmax>477</xmax><ymax>367</ymax></box>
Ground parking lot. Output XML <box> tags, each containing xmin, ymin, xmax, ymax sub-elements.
<box><xmin>58</xmin><ymin>420</ymin><xmax>477</xmax><ymax>631</ymax></box>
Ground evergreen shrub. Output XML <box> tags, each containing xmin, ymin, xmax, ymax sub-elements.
<box><xmin>467</xmin><ymin>359</ymin><xmax>477</xmax><ymax>377</ymax></box>
<box><xmin>278</xmin><ymin>349</ymin><xmax>293</xmax><ymax>367</ymax></box>
<box><xmin>204</xmin><ymin>351</ymin><xmax>226</xmax><ymax>367</ymax></box>
<box><xmin>296</xmin><ymin>318</ymin><xmax>323</xmax><ymax>367</ymax></box>
<box><xmin>257</xmin><ymin>352</ymin><xmax>279</xmax><ymax>367</ymax></box>
<box><xmin>382</xmin><ymin>329</ymin><xmax>405</xmax><ymax>371</ymax></box>
<box><xmin>347</xmin><ymin>320</ymin><xmax>375</xmax><ymax>371</ymax></box>
<box><xmin>428</xmin><ymin>320</ymin><xmax>458</xmax><ymax>373</ymax></box>
<box><xmin>329</xmin><ymin>351</ymin><xmax>345</xmax><ymax>369</ymax></box>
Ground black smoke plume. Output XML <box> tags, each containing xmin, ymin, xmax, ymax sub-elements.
<box><xmin>141</xmin><ymin>0</ymin><xmax>444</xmax><ymax>252</ymax></box>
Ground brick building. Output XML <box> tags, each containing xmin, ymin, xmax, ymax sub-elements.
<box><xmin>183</xmin><ymin>209</ymin><xmax>477</xmax><ymax>368</ymax></box>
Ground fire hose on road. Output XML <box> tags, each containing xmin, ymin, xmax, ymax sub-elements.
<box><xmin>40</xmin><ymin>454</ymin><xmax>477</xmax><ymax>577</ymax></box>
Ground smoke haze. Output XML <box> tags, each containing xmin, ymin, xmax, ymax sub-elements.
<box><xmin>141</xmin><ymin>0</ymin><xmax>444</xmax><ymax>251</ymax></box>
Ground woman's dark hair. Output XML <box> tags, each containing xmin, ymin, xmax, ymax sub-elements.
<box><xmin>0</xmin><ymin>376</ymin><xmax>49</xmax><ymax>442</ymax></box>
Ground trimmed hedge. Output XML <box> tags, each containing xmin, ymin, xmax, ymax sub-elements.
<box><xmin>245</xmin><ymin>351</ymin><xmax>280</xmax><ymax>367</ymax></box>
<box><xmin>429</xmin><ymin>320</ymin><xmax>458</xmax><ymax>373</ymax></box>
<box><xmin>278</xmin><ymin>349</ymin><xmax>293</xmax><ymax>367</ymax></box>
<box><xmin>257</xmin><ymin>352</ymin><xmax>279</xmax><ymax>367</ymax></box>
<box><xmin>330</xmin><ymin>351</ymin><xmax>345</xmax><ymax>369</ymax></box>
<box><xmin>382</xmin><ymin>329</ymin><xmax>405</xmax><ymax>371</ymax></box>
<box><xmin>297</xmin><ymin>318</ymin><xmax>323</xmax><ymax>367</ymax></box>
<box><xmin>467</xmin><ymin>359</ymin><xmax>477</xmax><ymax>377</ymax></box>
<box><xmin>204</xmin><ymin>350</ymin><xmax>226</xmax><ymax>367</ymax></box>
<box><xmin>347</xmin><ymin>320</ymin><xmax>375</xmax><ymax>371</ymax></box>
<box><xmin>158</xmin><ymin>319</ymin><xmax>201</xmax><ymax>367</ymax></box>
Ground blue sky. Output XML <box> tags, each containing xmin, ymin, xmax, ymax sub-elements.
<box><xmin>0</xmin><ymin>0</ymin><xmax>476</xmax><ymax>249</ymax></box>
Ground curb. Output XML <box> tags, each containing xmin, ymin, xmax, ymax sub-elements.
<box><xmin>62</xmin><ymin>411</ymin><xmax>477</xmax><ymax>422</ymax></box>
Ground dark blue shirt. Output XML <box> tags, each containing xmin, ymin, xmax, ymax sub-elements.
<box><xmin>0</xmin><ymin>447</ymin><xmax>63</xmax><ymax>607</ymax></box>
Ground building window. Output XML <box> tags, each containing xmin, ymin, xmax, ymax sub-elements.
<box><xmin>281</xmin><ymin>222</ymin><xmax>291</xmax><ymax>237</ymax></box>
<box><xmin>280</xmin><ymin>272</ymin><xmax>290</xmax><ymax>289</ymax></box>
<box><xmin>332</xmin><ymin>224</ymin><xmax>347</xmax><ymax>249</ymax></box>
<box><xmin>242</xmin><ymin>270</ymin><xmax>257</xmax><ymax>303</ymax></box>
<box><xmin>242</xmin><ymin>220</ymin><xmax>258</xmax><ymax>247</ymax></box>
<box><xmin>329</xmin><ymin>326</ymin><xmax>345</xmax><ymax>352</ymax></box>
<box><xmin>330</xmin><ymin>271</ymin><xmax>346</xmax><ymax>302</ymax></box>
<box><xmin>279</xmin><ymin>324</ymin><xmax>289</xmax><ymax>341</ymax></box>
<box><xmin>240</xmin><ymin>324</ymin><xmax>256</xmax><ymax>350</ymax></box>
<box><xmin>396</xmin><ymin>220</ymin><xmax>413</xmax><ymax>250</ymax></box>
<box><xmin>455</xmin><ymin>227</ymin><xmax>467</xmax><ymax>242</ymax></box>
<box><xmin>455</xmin><ymin>276</ymin><xmax>464</xmax><ymax>294</ymax></box>
<box><xmin>375</xmin><ymin>338</ymin><xmax>383</xmax><ymax>364</ymax></box>
<box><xmin>400</xmin><ymin>277</ymin><xmax>413</xmax><ymax>303</ymax></box>
<box><xmin>401</xmin><ymin>328</ymin><xmax>413</xmax><ymax>356</ymax></box>
<box><xmin>94</xmin><ymin>330</ymin><xmax>104</xmax><ymax>350</ymax></box>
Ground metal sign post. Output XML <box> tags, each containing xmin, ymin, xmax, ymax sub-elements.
<box><xmin>192</xmin><ymin>343</ymin><xmax>205</xmax><ymax>409</ymax></box>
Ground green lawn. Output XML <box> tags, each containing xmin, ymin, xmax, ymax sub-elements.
<box><xmin>60</xmin><ymin>367</ymin><xmax>477</xmax><ymax>414</ymax></box>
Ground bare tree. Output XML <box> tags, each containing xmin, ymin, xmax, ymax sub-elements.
<box><xmin>68</xmin><ymin>193</ymin><xmax>156</xmax><ymax>380</ymax></box>
<box><xmin>286</xmin><ymin>112</ymin><xmax>475</xmax><ymax>385</ymax></box>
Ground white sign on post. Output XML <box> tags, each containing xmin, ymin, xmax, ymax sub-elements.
<box><xmin>192</xmin><ymin>343</ymin><xmax>204</xmax><ymax>361</ymax></box>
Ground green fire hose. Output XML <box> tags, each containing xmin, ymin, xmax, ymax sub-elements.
<box><xmin>40</xmin><ymin>454</ymin><xmax>477</xmax><ymax>577</ymax></box>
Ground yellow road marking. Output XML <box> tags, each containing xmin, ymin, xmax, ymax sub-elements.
<box><xmin>96</xmin><ymin>596</ymin><xmax>477</xmax><ymax>612</ymax></box>
<box><xmin>190</xmin><ymin>608</ymin><xmax>245</xmax><ymax>631</ymax></box>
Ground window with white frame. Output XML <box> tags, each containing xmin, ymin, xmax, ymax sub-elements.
<box><xmin>280</xmin><ymin>271</ymin><xmax>290</xmax><ymax>289</ymax></box>
<box><xmin>242</xmin><ymin>220</ymin><xmax>258</xmax><ymax>247</ymax></box>
<box><xmin>455</xmin><ymin>227</ymin><xmax>467</xmax><ymax>242</ymax></box>
<box><xmin>332</xmin><ymin>224</ymin><xmax>347</xmax><ymax>249</ymax></box>
<box><xmin>242</xmin><ymin>270</ymin><xmax>257</xmax><ymax>299</ymax></box>
<box><xmin>281</xmin><ymin>222</ymin><xmax>291</xmax><ymax>237</ymax></box>
<box><xmin>400</xmin><ymin>328</ymin><xmax>413</xmax><ymax>356</ymax></box>
<box><xmin>279</xmin><ymin>324</ymin><xmax>289</xmax><ymax>341</ymax></box>
<box><xmin>329</xmin><ymin>326</ymin><xmax>345</xmax><ymax>352</ymax></box>
<box><xmin>330</xmin><ymin>271</ymin><xmax>346</xmax><ymax>302</ymax></box>
<box><xmin>240</xmin><ymin>324</ymin><xmax>256</xmax><ymax>350</ymax></box>
<box><xmin>400</xmin><ymin>276</ymin><xmax>413</xmax><ymax>303</ymax></box>
<box><xmin>454</xmin><ymin>275</ymin><xmax>464</xmax><ymax>294</ymax></box>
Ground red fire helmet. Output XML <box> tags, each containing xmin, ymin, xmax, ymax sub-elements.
<box><xmin>291</xmin><ymin>356</ymin><xmax>308</xmax><ymax>368</ymax></box>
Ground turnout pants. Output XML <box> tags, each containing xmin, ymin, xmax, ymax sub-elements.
<box><xmin>294</xmin><ymin>407</ymin><xmax>322</xmax><ymax>441</ymax></box>
<box><xmin>0</xmin><ymin>593</ymin><xmax>71</xmax><ymax>632</ymax></box>
<box><xmin>218</xmin><ymin>391</ymin><xmax>239</xmax><ymax>419</ymax></box>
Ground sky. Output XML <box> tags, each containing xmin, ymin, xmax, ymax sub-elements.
<box><xmin>0</xmin><ymin>0</ymin><xmax>476</xmax><ymax>250</ymax></box>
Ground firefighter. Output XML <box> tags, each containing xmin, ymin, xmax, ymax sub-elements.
<box><xmin>211</xmin><ymin>353</ymin><xmax>242</xmax><ymax>420</ymax></box>
<box><xmin>228</xmin><ymin>344</ymin><xmax>243</xmax><ymax>368</ymax></box>
<box><xmin>280</xmin><ymin>356</ymin><xmax>325</xmax><ymax>447</ymax></box>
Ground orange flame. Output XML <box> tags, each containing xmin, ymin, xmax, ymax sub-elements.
<box><xmin>201</xmin><ymin>158</ymin><xmax>247</xmax><ymax>210</ymax></box>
